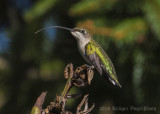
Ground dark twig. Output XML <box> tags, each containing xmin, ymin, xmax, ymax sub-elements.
<box><xmin>76</xmin><ymin>94</ymin><xmax>95</xmax><ymax>114</ymax></box>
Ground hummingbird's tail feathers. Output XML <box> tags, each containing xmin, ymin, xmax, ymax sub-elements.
<box><xmin>109</xmin><ymin>78</ymin><xmax>122</xmax><ymax>88</ymax></box>
<box><xmin>101</xmin><ymin>65</ymin><xmax>122</xmax><ymax>88</ymax></box>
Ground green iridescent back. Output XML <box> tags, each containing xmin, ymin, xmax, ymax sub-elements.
<box><xmin>85</xmin><ymin>39</ymin><xmax>121</xmax><ymax>86</ymax></box>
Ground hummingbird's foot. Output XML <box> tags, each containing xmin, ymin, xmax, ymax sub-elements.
<box><xmin>81</xmin><ymin>64</ymin><xmax>94</xmax><ymax>85</ymax></box>
<box><xmin>81</xmin><ymin>64</ymin><xmax>94</xmax><ymax>70</ymax></box>
<box><xmin>73</xmin><ymin>64</ymin><xmax>94</xmax><ymax>87</ymax></box>
<box><xmin>91</xmin><ymin>65</ymin><xmax>94</xmax><ymax>69</ymax></box>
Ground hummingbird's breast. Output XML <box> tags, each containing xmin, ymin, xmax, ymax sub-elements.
<box><xmin>77</xmin><ymin>40</ymin><xmax>90</xmax><ymax>64</ymax></box>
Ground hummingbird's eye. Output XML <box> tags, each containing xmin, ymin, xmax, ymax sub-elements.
<box><xmin>81</xmin><ymin>30</ymin><xmax>86</xmax><ymax>34</ymax></box>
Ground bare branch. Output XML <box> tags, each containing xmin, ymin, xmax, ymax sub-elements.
<box><xmin>76</xmin><ymin>94</ymin><xmax>95</xmax><ymax>114</ymax></box>
<box><xmin>32</xmin><ymin>64</ymin><xmax>95</xmax><ymax>114</ymax></box>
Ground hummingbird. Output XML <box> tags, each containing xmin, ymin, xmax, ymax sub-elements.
<box><xmin>35</xmin><ymin>26</ymin><xmax>121</xmax><ymax>87</ymax></box>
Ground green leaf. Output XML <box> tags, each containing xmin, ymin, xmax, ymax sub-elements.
<box><xmin>24</xmin><ymin>0</ymin><xmax>58</xmax><ymax>22</ymax></box>
<box><xmin>69</xmin><ymin>0</ymin><xmax>117</xmax><ymax>16</ymax></box>
<box><xmin>143</xmin><ymin>0</ymin><xmax>160</xmax><ymax>40</ymax></box>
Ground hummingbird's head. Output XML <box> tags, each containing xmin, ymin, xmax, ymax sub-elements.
<box><xmin>71</xmin><ymin>28</ymin><xmax>92</xmax><ymax>42</ymax></box>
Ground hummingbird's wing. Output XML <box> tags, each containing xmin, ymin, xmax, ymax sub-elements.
<box><xmin>85</xmin><ymin>41</ymin><xmax>121</xmax><ymax>87</ymax></box>
<box><xmin>88</xmin><ymin>52</ymin><xmax>103</xmax><ymax>75</ymax></box>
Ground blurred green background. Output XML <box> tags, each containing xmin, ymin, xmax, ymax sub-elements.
<box><xmin>0</xmin><ymin>0</ymin><xmax>160</xmax><ymax>114</ymax></box>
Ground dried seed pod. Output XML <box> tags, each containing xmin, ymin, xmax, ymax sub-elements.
<box><xmin>64</xmin><ymin>64</ymin><xmax>70</xmax><ymax>79</ymax></box>
<box><xmin>87</xmin><ymin>68</ymin><xmax>94</xmax><ymax>85</ymax></box>
<box><xmin>72</xmin><ymin>64</ymin><xmax>94</xmax><ymax>87</ymax></box>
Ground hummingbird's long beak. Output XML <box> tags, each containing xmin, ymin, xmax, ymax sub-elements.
<box><xmin>35</xmin><ymin>26</ymin><xmax>73</xmax><ymax>34</ymax></box>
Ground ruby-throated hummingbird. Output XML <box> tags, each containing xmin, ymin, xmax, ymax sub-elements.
<box><xmin>35</xmin><ymin>26</ymin><xmax>121</xmax><ymax>87</ymax></box>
